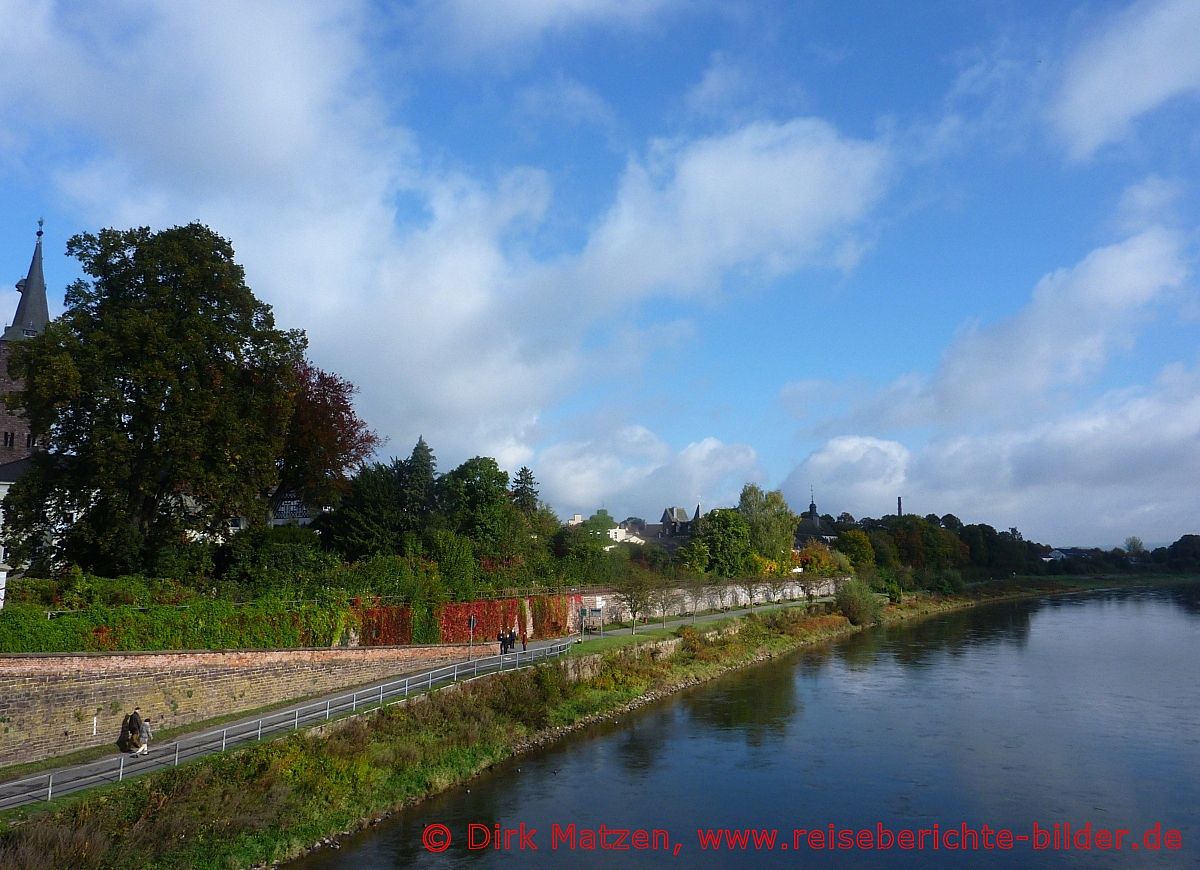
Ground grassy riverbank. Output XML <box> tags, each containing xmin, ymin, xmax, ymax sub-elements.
<box><xmin>0</xmin><ymin>577</ymin><xmax>1182</xmax><ymax>869</ymax></box>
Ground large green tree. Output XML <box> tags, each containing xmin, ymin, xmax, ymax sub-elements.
<box><xmin>834</xmin><ymin>529</ymin><xmax>876</xmax><ymax>575</ymax></box>
<box><xmin>437</xmin><ymin>456</ymin><xmax>511</xmax><ymax>558</ymax></box>
<box><xmin>312</xmin><ymin>459</ymin><xmax>406</xmax><ymax>561</ymax></box>
<box><xmin>697</xmin><ymin>508</ymin><xmax>752</xmax><ymax>578</ymax></box>
<box><xmin>737</xmin><ymin>483</ymin><xmax>798</xmax><ymax>565</ymax></box>
<box><xmin>4</xmin><ymin>223</ymin><xmax>304</xmax><ymax>574</ymax></box>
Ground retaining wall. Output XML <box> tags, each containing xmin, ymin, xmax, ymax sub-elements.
<box><xmin>0</xmin><ymin>643</ymin><xmax>472</xmax><ymax>767</ymax></box>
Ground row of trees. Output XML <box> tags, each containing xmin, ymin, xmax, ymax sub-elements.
<box><xmin>312</xmin><ymin>438</ymin><xmax>563</xmax><ymax>595</ymax></box>
<box><xmin>3</xmin><ymin>222</ymin><xmax>1193</xmax><ymax>606</ymax></box>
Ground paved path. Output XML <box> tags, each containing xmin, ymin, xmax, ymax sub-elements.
<box><xmin>0</xmin><ymin>597</ymin><xmax>821</xmax><ymax>810</ymax></box>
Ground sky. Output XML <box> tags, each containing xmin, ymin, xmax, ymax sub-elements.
<box><xmin>0</xmin><ymin>0</ymin><xmax>1198</xmax><ymax>548</ymax></box>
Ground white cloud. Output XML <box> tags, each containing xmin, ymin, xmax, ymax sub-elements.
<box><xmin>783</xmin><ymin>436</ymin><xmax>909</xmax><ymax>517</ymax></box>
<box><xmin>537</xmin><ymin>429</ymin><xmax>758</xmax><ymax>519</ymax></box>
<box><xmin>851</xmin><ymin>228</ymin><xmax>1188</xmax><ymax>429</ymax></box>
<box><xmin>1114</xmin><ymin>175</ymin><xmax>1186</xmax><ymax>232</ymax></box>
<box><xmin>577</xmin><ymin>119</ymin><xmax>891</xmax><ymax>302</ymax></box>
<box><xmin>685</xmin><ymin>53</ymin><xmax>752</xmax><ymax>116</ymax></box>
<box><xmin>1050</xmin><ymin>0</ymin><xmax>1200</xmax><ymax>159</ymax></box>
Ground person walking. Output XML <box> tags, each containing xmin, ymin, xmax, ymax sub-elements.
<box><xmin>127</xmin><ymin>707</ymin><xmax>143</xmax><ymax>752</ymax></box>
<box><xmin>133</xmin><ymin>715</ymin><xmax>152</xmax><ymax>756</ymax></box>
<box><xmin>520</xmin><ymin>631</ymin><xmax>527</xmax><ymax>652</ymax></box>
<box><xmin>498</xmin><ymin>629</ymin><xmax>506</xmax><ymax>655</ymax></box>
<box><xmin>508</xmin><ymin>627</ymin><xmax>517</xmax><ymax>655</ymax></box>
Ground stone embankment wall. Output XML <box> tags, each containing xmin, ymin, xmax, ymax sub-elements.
<box><xmin>0</xmin><ymin>643</ymin><xmax>472</xmax><ymax>767</ymax></box>
<box><xmin>579</xmin><ymin>576</ymin><xmax>840</xmax><ymax>625</ymax></box>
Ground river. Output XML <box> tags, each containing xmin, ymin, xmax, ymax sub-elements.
<box><xmin>292</xmin><ymin>583</ymin><xmax>1200</xmax><ymax>868</ymax></box>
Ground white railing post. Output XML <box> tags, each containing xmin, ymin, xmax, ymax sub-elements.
<box><xmin>257</xmin><ymin>719</ymin><xmax>262</xmax><ymax>741</ymax></box>
<box><xmin>379</xmin><ymin>684</ymin><xmax>384</xmax><ymax>705</ymax></box>
<box><xmin>118</xmin><ymin>756</ymin><xmax>124</xmax><ymax>782</ymax></box>
<box><xmin>352</xmin><ymin>692</ymin><xmax>357</xmax><ymax>712</ymax></box>
<box><xmin>326</xmin><ymin>700</ymin><xmax>331</xmax><ymax>720</ymax></box>
<box><xmin>46</xmin><ymin>773</ymin><xmax>53</xmax><ymax>801</ymax></box>
<box><xmin>221</xmin><ymin>729</ymin><xmax>227</xmax><ymax>751</ymax></box>
<box><xmin>175</xmin><ymin>744</ymin><xmax>180</xmax><ymax>766</ymax></box>
<box><xmin>294</xmin><ymin>708</ymin><xmax>300</xmax><ymax>730</ymax></box>
<box><xmin>404</xmin><ymin>677</ymin><xmax>409</xmax><ymax>698</ymax></box>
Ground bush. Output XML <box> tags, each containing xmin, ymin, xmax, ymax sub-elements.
<box><xmin>868</xmin><ymin>567</ymin><xmax>904</xmax><ymax>604</ymax></box>
<box><xmin>217</xmin><ymin>525</ymin><xmax>339</xmax><ymax>597</ymax></box>
<box><xmin>836</xmin><ymin>578</ymin><xmax>882</xmax><ymax>626</ymax></box>
<box><xmin>917</xmin><ymin>567</ymin><xmax>965</xmax><ymax>595</ymax></box>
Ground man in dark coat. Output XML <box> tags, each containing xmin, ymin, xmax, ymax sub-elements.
<box><xmin>128</xmin><ymin>707</ymin><xmax>143</xmax><ymax>749</ymax></box>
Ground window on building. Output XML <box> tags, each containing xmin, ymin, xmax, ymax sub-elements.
<box><xmin>2</xmin><ymin>432</ymin><xmax>13</xmax><ymax>448</ymax></box>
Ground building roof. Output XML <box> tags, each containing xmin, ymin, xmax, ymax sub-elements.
<box><xmin>4</xmin><ymin>222</ymin><xmax>51</xmax><ymax>342</ymax></box>
<box><xmin>0</xmin><ymin>455</ymin><xmax>36</xmax><ymax>484</ymax></box>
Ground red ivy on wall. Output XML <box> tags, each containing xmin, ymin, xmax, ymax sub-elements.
<box><xmin>438</xmin><ymin>599</ymin><xmax>519</xmax><ymax>644</ymax></box>
<box><xmin>356</xmin><ymin>601</ymin><xmax>413</xmax><ymax>646</ymax></box>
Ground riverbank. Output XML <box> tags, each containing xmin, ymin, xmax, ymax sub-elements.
<box><xmin>0</xmin><ymin>577</ymin><xmax>1184</xmax><ymax>870</ymax></box>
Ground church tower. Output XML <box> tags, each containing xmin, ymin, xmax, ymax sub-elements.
<box><xmin>0</xmin><ymin>221</ymin><xmax>51</xmax><ymax>463</ymax></box>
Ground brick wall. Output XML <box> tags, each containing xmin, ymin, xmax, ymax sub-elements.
<box><xmin>0</xmin><ymin>644</ymin><xmax>473</xmax><ymax>767</ymax></box>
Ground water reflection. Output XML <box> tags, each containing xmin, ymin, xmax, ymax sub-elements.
<box><xmin>680</xmin><ymin>657</ymin><xmax>798</xmax><ymax>747</ymax></box>
<box><xmin>836</xmin><ymin>601</ymin><xmax>1036</xmax><ymax>672</ymax></box>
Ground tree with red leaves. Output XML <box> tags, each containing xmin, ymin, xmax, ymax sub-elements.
<box><xmin>272</xmin><ymin>359</ymin><xmax>380</xmax><ymax>516</ymax></box>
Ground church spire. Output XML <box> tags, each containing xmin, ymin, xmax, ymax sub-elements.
<box><xmin>4</xmin><ymin>220</ymin><xmax>51</xmax><ymax>342</ymax></box>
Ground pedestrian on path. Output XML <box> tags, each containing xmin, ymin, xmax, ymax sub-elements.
<box><xmin>520</xmin><ymin>631</ymin><xmax>527</xmax><ymax>652</ymax></box>
<box><xmin>133</xmin><ymin>716</ymin><xmax>152</xmax><ymax>756</ymax></box>
<box><xmin>127</xmin><ymin>707</ymin><xmax>143</xmax><ymax>752</ymax></box>
<box><xmin>498</xmin><ymin>630</ymin><xmax>506</xmax><ymax>655</ymax></box>
<box><xmin>508</xmin><ymin>627</ymin><xmax>517</xmax><ymax>654</ymax></box>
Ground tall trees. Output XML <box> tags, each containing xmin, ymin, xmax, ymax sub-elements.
<box><xmin>4</xmin><ymin>223</ymin><xmax>304</xmax><ymax>574</ymax></box>
<box><xmin>737</xmin><ymin>484</ymin><xmax>798</xmax><ymax>566</ymax></box>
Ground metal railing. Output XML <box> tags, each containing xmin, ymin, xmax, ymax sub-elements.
<box><xmin>0</xmin><ymin>640</ymin><xmax>573</xmax><ymax>810</ymax></box>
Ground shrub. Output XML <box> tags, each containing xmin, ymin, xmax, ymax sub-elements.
<box><xmin>836</xmin><ymin>578</ymin><xmax>882</xmax><ymax>626</ymax></box>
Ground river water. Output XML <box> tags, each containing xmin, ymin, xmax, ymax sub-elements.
<box><xmin>293</xmin><ymin>584</ymin><xmax>1200</xmax><ymax>868</ymax></box>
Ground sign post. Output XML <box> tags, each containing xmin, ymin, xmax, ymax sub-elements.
<box><xmin>468</xmin><ymin>614</ymin><xmax>477</xmax><ymax>658</ymax></box>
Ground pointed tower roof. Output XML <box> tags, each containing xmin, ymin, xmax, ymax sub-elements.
<box><xmin>5</xmin><ymin>220</ymin><xmax>51</xmax><ymax>342</ymax></box>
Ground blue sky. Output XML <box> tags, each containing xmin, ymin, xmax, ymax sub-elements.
<box><xmin>1</xmin><ymin>0</ymin><xmax>1198</xmax><ymax>547</ymax></box>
